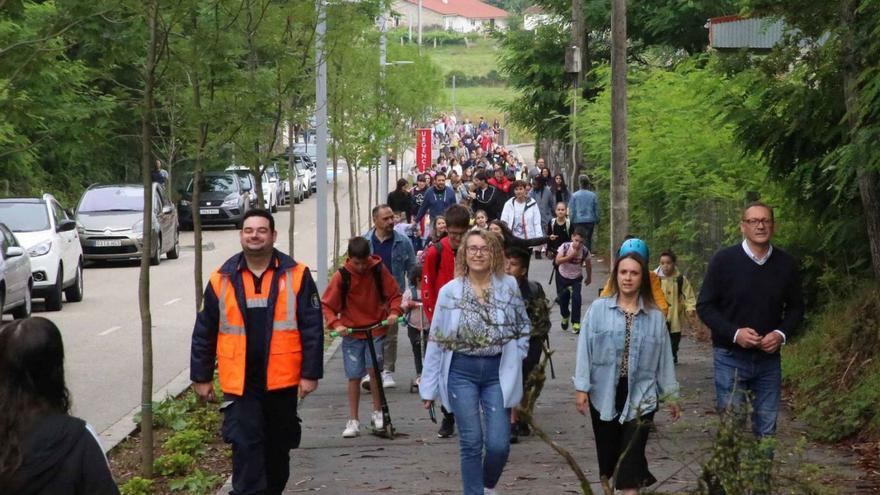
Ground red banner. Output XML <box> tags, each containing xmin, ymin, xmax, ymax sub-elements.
<box><xmin>416</xmin><ymin>128</ymin><xmax>432</xmax><ymax>172</ymax></box>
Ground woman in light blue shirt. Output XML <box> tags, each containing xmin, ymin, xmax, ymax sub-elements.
<box><xmin>420</xmin><ymin>229</ymin><xmax>530</xmax><ymax>495</ymax></box>
<box><xmin>574</xmin><ymin>253</ymin><xmax>680</xmax><ymax>494</ymax></box>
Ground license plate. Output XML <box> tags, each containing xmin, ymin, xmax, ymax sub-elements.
<box><xmin>200</xmin><ymin>208</ymin><xmax>220</xmax><ymax>215</ymax></box>
<box><xmin>94</xmin><ymin>240</ymin><xmax>122</xmax><ymax>247</ymax></box>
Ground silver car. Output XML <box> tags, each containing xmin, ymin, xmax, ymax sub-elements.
<box><xmin>0</xmin><ymin>223</ymin><xmax>33</xmax><ymax>319</ymax></box>
<box><xmin>76</xmin><ymin>183</ymin><xmax>180</xmax><ymax>265</ymax></box>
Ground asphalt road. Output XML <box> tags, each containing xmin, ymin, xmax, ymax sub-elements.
<box><xmin>32</xmin><ymin>169</ymin><xmax>372</xmax><ymax>436</ymax></box>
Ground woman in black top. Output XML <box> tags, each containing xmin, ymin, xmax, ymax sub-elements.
<box><xmin>0</xmin><ymin>318</ymin><xmax>119</xmax><ymax>495</ymax></box>
<box><xmin>551</xmin><ymin>174</ymin><xmax>571</xmax><ymax>206</ymax></box>
<box><xmin>387</xmin><ymin>178</ymin><xmax>412</xmax><ymax>222</ymax></box>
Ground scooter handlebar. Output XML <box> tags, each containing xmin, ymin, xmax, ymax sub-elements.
<box><xmin>328</xmin><ymin>316</ymin><xmax>405</xmax><ymax>338</ymax></box>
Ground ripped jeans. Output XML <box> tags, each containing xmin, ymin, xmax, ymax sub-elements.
<box><xmin>447</xmin><ymin>353</ymin><xmax>510</xmax><ymax>495</ymax></box>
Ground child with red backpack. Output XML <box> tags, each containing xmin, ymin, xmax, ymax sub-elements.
<box><xmin>554</xmin><ymin>227</ymin><xmax>592</xmax><ymax>333</ymax></box>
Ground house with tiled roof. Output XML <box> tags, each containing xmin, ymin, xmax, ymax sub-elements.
<box><xmin>393</xmin><ymin>0</ymin><xmax>510</xmax><ymax>33</ymax></box>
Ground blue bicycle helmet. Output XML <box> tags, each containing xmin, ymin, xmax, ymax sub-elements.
<box><xmin>618</xmin><ymin>238</ymin><xmax>649</xmax><ymax>262</ymax></box>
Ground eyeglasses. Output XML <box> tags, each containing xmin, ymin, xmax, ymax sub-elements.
<box><xmin>466</xmin><ymin>246</ymin><xmax>491</xmax><ymax>256</ymax></box>
<box><xmin>742</xmin><ymin>218</ymin><xmax>774</xmax><ymax>227</ymax></box>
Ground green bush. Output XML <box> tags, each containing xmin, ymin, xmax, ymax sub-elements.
<box><xmin>187</xmin><ymin>405</ymin><xmax>222</xmax><ymax>433</ymax></box>
<box><xmin>133</xmin><ymin>395</ymin><xmax>189</xmax><ymax>431</ymax></box>
<box><xmin>783</xmin><ymin>284</ymin><xmax>880</xmax><ymax>441</ymax></box>
<box><xmin>119</xmin><ymin>477</ymin><xmax>154</xmax><ymax>495</ymax></box>
<box><xmin>153</xmin><ymin>452</ymin><xmax>195</xmax><ymax>477</ymax></box>
<box><xmin>163</xmin><ymin>429</ymin><xmax>211</xmax><ymax>456</ymax></box>
<box><xmin>168</xmin><ymin>468</ymin><xmax>223</xmax><ymax>494</ymax></box>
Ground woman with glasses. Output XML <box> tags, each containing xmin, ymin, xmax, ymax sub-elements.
<box><xmin>420</xmin><ymin>229</ymin><xmax>530</xmax><ymax>495</ymax></box>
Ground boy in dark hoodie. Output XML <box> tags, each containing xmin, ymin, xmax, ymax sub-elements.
<box><xmin>322</xmin><ymin>237</ymin><xmax>402</xmax><ymax>438</ymax></box>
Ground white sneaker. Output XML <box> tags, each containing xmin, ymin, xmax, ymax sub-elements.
<box><xmin>484</xmin><ymin>488</ymin><xmax>498</xmax><ymax>495</ymax></box>
<box><xmin>342</xmin><ymin>419</ymin><xmax>360</xmax><ymax>438</ymax></box>
<box><xmin>381</xmin><ymin>370</ymin><xmax>397</xmax><ymax>388</ymax></box>
<box><xmin>372</xmin><ymin>410</ymin><xmax>384</xmax><ymax>430</ymax></box>
<box><xmin>361</xmin><ymin>374</ymin><xmax>371</xmax><ymax>391</ymax></box>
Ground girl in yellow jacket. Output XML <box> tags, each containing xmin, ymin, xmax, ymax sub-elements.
<box><xmin>654</xmin><ymin>250</ymin><xmax>696</xmax><ymax>364</ymax></box>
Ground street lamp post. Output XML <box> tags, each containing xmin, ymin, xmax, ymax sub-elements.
<box><xmin>315</xmin><ymin>0</ymin><xmax>328</xmax><ymax>293</ymax></box>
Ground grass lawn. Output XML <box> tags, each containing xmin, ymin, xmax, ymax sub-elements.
<box><xmin>423</xmin><ymin>37</ymin><xmax>502</xmax><ymax>78</ymax></box>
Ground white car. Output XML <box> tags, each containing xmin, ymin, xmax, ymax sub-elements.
<box><xmin>0</xmin><ymin>195</ymin><xmax>84</xmax><ymax>311</ymax></box>
<box><xmin>261</xmin><ymin>171</ymin><xmax>279</xmax><ymax>212</ymax></box>
<box><xmin>0</xmin><ymin>223</ymin><xmax>33</xmax><ymax>319</ymax></box>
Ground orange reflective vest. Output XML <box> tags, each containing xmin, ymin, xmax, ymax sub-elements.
<box><xmin>210</xmin><ymin>263</ymin><xmax>307</xmax><ymax>395</ymax></box>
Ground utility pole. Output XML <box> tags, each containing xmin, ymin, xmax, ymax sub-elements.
<box><xmin>378</xmin><ymin>11</ymin><xmax>389</xmax><ymax>204</ymax></box>
<box><xmin>315</xmin><ymin>0</ymin><xmax>329</xmax><ymax>293</ymax></box>
<box><xmin>610</xmin><ymin>0</ymin><xmax>628</xmax><ymax>256</ymax></box>
<box><xmin>568</xmin><ymin>0</ymin><xmax>585</xmax><ymax>186</ymax></box>
<box><xmin>417</xmin><ymin>0</ymin><xmax>423</xmax><ymax>53</ymax></box>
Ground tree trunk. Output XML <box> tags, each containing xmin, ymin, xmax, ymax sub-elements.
<box><xmin>368</xmin><ymin>161</ymin><xmax>373</xmax><ymax>226</ymax></box>
<box><xmin>332</xmin><ymin>141</ymin><xmax>341</xmax><ymax>269</ymax></box>
<box><xmin>609</xmin><ymin>0</ymin><xmax>628</xmax><ymax>257</ymax></box>
<box><xmin>288</xmin><ymin>121</ymin><xmax>296</xmax><ymax>257</ymax></box>
<box><xmin>347</xmin><ymin>154</ymin><xmax>357</xmax><ymax>238</ymax></box>
<box><xmin>841</xmin><ymin>0</ymin><xmax>880</xmax><ymax>280</ymax></box>
<box><xmin>569</xmin><ymin>0</ymin><xmax>586</xmax><ymax>181</ymax></box>
<box><xmin>138</xmin><ymin>0</ymin><xmax>159</xmax><ymax>478</ymax></box>
<box><xmin>353</xmin><ymin>163</ymin><xmax>361</xmax><ymax>234</ymax></box>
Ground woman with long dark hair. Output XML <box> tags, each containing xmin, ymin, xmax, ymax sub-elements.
<box><xmin>0</xmin><ymin>317</ymin><xmax>119</xmax><ymax>494</ymax></box>
<box><xmin>573</xmin><ymin>253</ymin><xmax>680</xmax><ymax>494</ymax></box>
<box><xmin>388</xmin><ymin>178</ymin><xmax>413</xmax><ymax>222</ymax></box>
<box><xmin>551</xmin><ymin>173</ymin><xmax>571</xmax><ymax>206</ymax></box>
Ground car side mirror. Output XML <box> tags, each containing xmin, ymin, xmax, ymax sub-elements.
<box><xmin>5</xmin><ymin>246</ymin><xmax>25</xmax><ymax>258</ymax></box>
<box><xmin>242</xmin><ymin>185</ymin><xmax>252</xmax><ymax>192</ymax></box>
<box><xmin>56</xmin><ymin>219</ymin><xmax>77</xmax><ymax>232</ymax></box>
<box><xmin>162</xmin><ymin>205</ymin><xmax>174</xmax><ymax>214</ymax></box>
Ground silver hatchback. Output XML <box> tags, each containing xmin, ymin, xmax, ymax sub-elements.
<box><xmin>76</xmin><ymin>183</ymin><xmax>180</xmax><ymax>265</ymax></box>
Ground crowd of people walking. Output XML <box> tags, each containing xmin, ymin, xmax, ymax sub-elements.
<box><xmin>0</xmin><ymin>113</ymin><xmax>804</xmax><ymax>495</ymax></box>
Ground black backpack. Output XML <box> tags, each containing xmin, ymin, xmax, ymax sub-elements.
<box><xmin>338</xmin><ymin>265</ymin><xmax>386</xmax><ymax>311</ymax></box>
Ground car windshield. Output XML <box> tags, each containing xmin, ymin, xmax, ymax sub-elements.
<box><xmin>78</xmin><ymin>187</ymin><xmax>144</xmax><ymax>213</ymax></box>
<box><xmin>0</xmin><ymin>203</ymin><xmax>51</xmax><ymax>232</ymax></box>
<box><xmin>187</xmin><ymin>175</ymin><xmax>236</xmax><ymax>193</ymax></box>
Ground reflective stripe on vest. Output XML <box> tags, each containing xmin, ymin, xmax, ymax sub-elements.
<box><xmin>213</xmin><ymin>263</ymin><xmax>307</xmax><ymax>395</ymax></box>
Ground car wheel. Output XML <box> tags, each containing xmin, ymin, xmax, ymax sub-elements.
<box><xmin>46</xmin><ymin>268</ymin><xmax>63</xmax><ymax>311</ymax></box>
<box><xmin>150</xmin><ymin>235</ymin><xmax>161</xmax><ymax>266</ymax></box>
<box><xmin>11</xmin><ymin>282</ymin><xmax>32</xmax><ymax>319</ymax></box>
<box><xmin>166</xmin><ymin>230</ymin><xmax>180</xmax><ymax>259</ymax></box>
<box><xmin>180</xmin><ymin>221</ymin><xmax>193</xmax><ymax>231</ymax></box>
<box><xmin>64</xmin><ymin>262</ymin><xmax>84</xmax><ymax>303</ymax></box>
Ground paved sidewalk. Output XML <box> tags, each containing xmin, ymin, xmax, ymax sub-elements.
<box><xmin>219</xmin><ymin>255</ymin><xmax>862</xmax><ymax>494</ymax></box>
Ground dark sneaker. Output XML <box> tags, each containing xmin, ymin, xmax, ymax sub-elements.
<box><xmin>517</xmin><ymin>421</ymin><xmax>531</xmax><ymax>437</ymax></box>
<box><xmin>561</xmin><ymin>318</ymin><xmax>569</xmax><ymax>331</ymax></box>
<box><xmin>437</xmin><ymin>415</ymin><xmax>455</xmax><ymax>438</ymax></box>
<box><xmin>509</xmin><ymin>423</ymin><xmax>519</xmax><ymax>444</ymax></box>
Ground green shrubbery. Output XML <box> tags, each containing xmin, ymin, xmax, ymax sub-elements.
<box><xmin>389</xmin><ymin>28</ymin><xmax>471</xmax><ymax>46</ymax></box>
<box><xmin>120</xmin><ymin>386</ymin><xmax>226</xmax><ymax>494</ymax></box>
<box><xmin>783</xmin><ymin>285</ymin><xmax>880</xmax><ymax>441</ymax></box>
<box><xmin>445</xmin><ymin>69</ymin><xmax>505</xmax><ymax>87</ymax></box>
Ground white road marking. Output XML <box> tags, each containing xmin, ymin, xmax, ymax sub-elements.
<box><xmin>99</xmin><ymin>326</ymin><xmax>121</xmax><ymax>336</ymax></box>
<box><xmin>163</xmin><ymin>298</ymin><xmax>182</xmax><ymax>306</ymax></box>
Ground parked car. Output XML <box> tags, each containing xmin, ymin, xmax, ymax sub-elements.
<box><xmin>226</xmin><ymin>167</ymin><xmax>259</xmax><ymax>209</ymax></box>
<box><xmin>76</xmin><ymin>183</ymin><xmax>180</xmax><ymax>266</ymax></box>
<box><xmin>0</xmin><ymin>194</ymin><xmax>84</xmax><ymax>311</ymax></box>
<box><xmin>296</xmin><ymin>153</ymin><xmax>317</xmax><ymax>193</ymax></box>
<box><xmin>265</xmin><ymin>163</ymin><xmax>287</xmax><ymax>206</ymax></box>
<box><xmin>272</xmin><ymin>155</ymin><xmax>309</xmax><ymax>202</ymax></box>
<box><xmin>0</xmin><ymin>223</ymin><xmax>33</xmax><ymax>319</ymax></box>
<box><xmin>178</xmin><ymin>172</ymin><xmax>251</xmax><ymax>229</ymax></box>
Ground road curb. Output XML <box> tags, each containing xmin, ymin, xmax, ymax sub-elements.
<box><xmin>100</xmin><ymin>367</ymin><xmax>193</xmax><ymax>454</ymax></box>
<box><xmin>215</xmin><ymin>335</ymin><xmax>342</xmax><ymax>494</ymax></box>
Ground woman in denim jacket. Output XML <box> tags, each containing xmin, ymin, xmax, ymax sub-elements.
<box><xmin>574</xmin><ymin>253</ymin><xmax>681</xmax><ymax>494</ymax></box>
<box><xmin>420</xmin><ymin>229</ymin><xmax>530</xmax><ymax>495</ymax></box>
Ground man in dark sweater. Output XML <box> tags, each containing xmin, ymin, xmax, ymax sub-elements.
<box><xmin>697</xmin><ymin>202</ymin><xmax>804</xmax><ymax>439</ymax></box>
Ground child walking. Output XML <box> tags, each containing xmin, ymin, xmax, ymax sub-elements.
<box><xmin>655</xmin><ymin>250</ymin><xmax>697</xmax><ymax>363</ymax></box>
<box><xmin>322</xmin><ymin>237</ymin><xmax>403</xmax><ymax>438</ymax></box>
<box><xmin>554</xmin><ymin>228</ymin><xmax>592</xmax><ymax>333</ymax></box>
<box><xmin>402</xmin><ymin>265</ymin><xmax>429</xmax><ymax>389</ymax></box>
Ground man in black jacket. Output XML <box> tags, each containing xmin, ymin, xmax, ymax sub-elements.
<box><xmin>470</xmin><ymin>171</ymin><xmax>504</xmax><ymax>221</ymax></box>
<box><xmin>190</xmin><ymin>209</ymin><xmax>323</xmax><ymax>495</ymax></box>
<box><xmin>697</xmin><ymin>202</ymin><xmax>804</xmax><ymax>439</ymax></box>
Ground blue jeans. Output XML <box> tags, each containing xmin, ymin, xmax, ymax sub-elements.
<box><xmin>447</xmin><ymin>353</ymin><xmax>510</xmax><ymax>495</ymax></box>
<box><xmin>713</xmin><ymin>347</ymin><xmax>781</xmax><ymax>437</ymax></box>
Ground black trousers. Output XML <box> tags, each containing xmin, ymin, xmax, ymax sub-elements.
<box><xmin>222</xmin><ymin>387</ymin><xmax>301</xmax><ymax>495</ymax></box>
<box><xmin>522</xmin><ymin>335</ymin><xmax>545</xmax><ymax>394</ymax></box>
<box><xmin>589</xmin><ymin>379</ymin><xmax>656</xmax><ymax>490</ymax></box>
<box><xmin>407</xmin><ymin>325</ymin><xmax>428</xmax><ymax>375</ymax></box>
